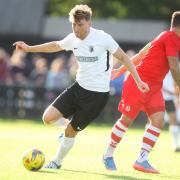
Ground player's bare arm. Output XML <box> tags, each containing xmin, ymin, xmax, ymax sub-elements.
<box><xmin>113</xmin><ymin>47</ymin><xmax>150</xmax><ymax>93</ymax></box>
<box><xmin>111</xmin><ymin>43</ymin><xmax>151</xmax><ymax>80</ymax></box>
<box><xmin>168</xmin><ymin>56</ymin><xmax>180</xmax><ymax>100</ymax></box>
<box><xmin>131</xmin><ymin>42</ymin><xmax>151</xmax><ymax>64</ymax></box>
<box><xmin>168</xmin><ymin>56</ymin><xmax>180</xmax><ymax>87</ymax></box>
<box><xmin>13</xmin><ymin>41</ymin><xmax>63</xmax><ymax>53</ymax></box>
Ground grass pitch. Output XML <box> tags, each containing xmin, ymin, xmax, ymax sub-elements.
<box><xmin>0</xmin><ymin>119</ymin><xmax>180</xmax><ymax>180</ymax></box>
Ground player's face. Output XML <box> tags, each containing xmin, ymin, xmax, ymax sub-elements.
<box><xmin>72</xmin><ymin>19</ymin><xmax>91</xmax><ymax>40</ymax></box>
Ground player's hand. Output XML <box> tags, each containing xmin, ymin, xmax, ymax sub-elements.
<box><xmin>136</xmin><ymin>81</ymin><xmax>150</xmax><ymax>93</ymax></box>
<box><xmin>13</xmin><ymin>41</ymin><xmax>29</xmax><ymax>52</ymax></box>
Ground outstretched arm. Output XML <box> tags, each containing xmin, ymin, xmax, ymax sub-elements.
<box><xmin>13</xmin><ymin>41</ymin><xmax>63</xmax><ymax>53</ymax></box>
<box><xmin>113</xmin><ymin>47</ymin><xmax>149</xmax><ymax>93</ymax></box>
<box><xmin>111</xmin><ymin>43</ymin><xmax>151</xmax><ymax>80</ymax></box>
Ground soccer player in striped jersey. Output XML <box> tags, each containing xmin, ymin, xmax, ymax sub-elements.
<box><xmin>13</xmin><ymin>4</ymin><xmax>149</xmax><ymax>170</ymax></box>
<box><xmin>103</xmin><ymin>11</ymin><xmax>180</xmax><ymax>173</ymax></box>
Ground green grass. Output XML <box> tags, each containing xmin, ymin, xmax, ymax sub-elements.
<box><xmin>0</xmin><ymin>119</ymin><xmax>180</xmax><ymax>180</ymax></box>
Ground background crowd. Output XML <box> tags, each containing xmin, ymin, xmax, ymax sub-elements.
<box><xmin>0</xmin><ymin>47</ymin><xmax>126</xmax><ymax>93</ymax></box>
<box><xmin>0</xmin><ymin>47</ymin><xmax>126</xmax><ymax>120</ymax></box>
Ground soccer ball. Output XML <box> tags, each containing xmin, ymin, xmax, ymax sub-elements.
<box><xmin>22</xmin><ymin>149</ymin><xmax>45</xmax><ymax>171</ymax></box>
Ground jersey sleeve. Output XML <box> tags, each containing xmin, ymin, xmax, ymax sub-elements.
<box><xmin>164</xmin><ymin>34</ymin><xmax>179</xmax><ymax>57</ymax></box>
<box><xmin>58</xmin><ymin>33</ymin><xmax>74</xmax><ymax>51</ymax></box>
<box><xmin>103</xmin><ymin>33</ymin><xmax>119</xmax><ymax>54</ymax></box>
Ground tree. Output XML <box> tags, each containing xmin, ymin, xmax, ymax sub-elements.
<box><xmin>46</xmin><ymin>0</ymin><xmax>180</xmax><ymax>21</ymax></box>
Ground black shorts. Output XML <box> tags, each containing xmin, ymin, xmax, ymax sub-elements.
<box><xmin>165</xmin><ymin>100</ymin><xmax>176</xmax><ymax>113</ymax></box>
<box><xmin>52</xmin><ymin>82</ymin><xmax>109</xmax><ymax>131</ymax></box>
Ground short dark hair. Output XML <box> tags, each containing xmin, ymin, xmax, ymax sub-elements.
<box><xmin>171</xmin><ymin>11</ymin><xmax>180</xmax><ymax>27</ymax></box>
<box><xmin>69</xmin><ymin>4</ymin><xmax>92</xmax><ymax>23</ymax></box>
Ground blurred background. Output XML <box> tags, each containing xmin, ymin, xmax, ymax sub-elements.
<box><xmin>0</xmin><ymin>0</ymin><xmax>180</xmax><ymax>124</ymax></box>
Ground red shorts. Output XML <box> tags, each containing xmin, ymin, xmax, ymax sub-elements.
<box><xmin>118</xmin><ymin>75</ymin><xmax>165</xmax><ymax>119</ymax></box>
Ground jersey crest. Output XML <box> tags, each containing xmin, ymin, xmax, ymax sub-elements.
<box><xmin>89</xmin><ymin>46</ymin><xmax>94</xmax><ymax>53</ymax></box>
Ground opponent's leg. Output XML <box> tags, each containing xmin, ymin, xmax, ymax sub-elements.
<box><xmin>103</xmin><ymin>114</ymin><xmax>133</xmax><ymax>170</ymax></box>
<box><xmin>134</xmin><ymin>112</ymin><xmax>164</xmax><ymax>174</ymax></box>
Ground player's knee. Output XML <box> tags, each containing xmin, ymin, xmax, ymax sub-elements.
<box><xmin>120</xmin><ymin>115</ymin><xmax>132</xmax><ymax>127</ymax></box>
<box><xmin>42</xmin><ymin>112</ymin><xmax>52</xmax><ymax>125</ymax></box>
<box><xmin>151</xmin><ymin>119</ymin><xmax>164</xmax><ymax>129</ymax></box>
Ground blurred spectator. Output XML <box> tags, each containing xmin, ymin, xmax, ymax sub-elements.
<box><xmin>9</xmin><ymin>50</ymin><xmax>28</xmax><ymax>86</ymax></box>
<box><xmin>110</xmin><ymin>49</ymin><xmax>136</xmax><ymax>96</ymax></box>
<box><xmin>0</xmin><ymin>48</ymin><xmax>11</xmax><ymax>85</ymax></box>
<box><xmin>163</xmin><ymin>72</ymin><xmax>180</xmax><ymax>152</ymax></box>
<box><xmin>126</xmin><ymin>49</ymin><xmax>136</xmax><ymax>59</ymax></box>
<box><xmin>110</xmin><ymin>57</ymin><xmax>125</xmax><ymax>96</ymax></box>
<box><xmin>29</xmin><ymin>56</ymin><xmax>48</xmax><ymax>87</ymax></box>
<box><xmin>45</xmin><ymin>56</ymin><xmax>70</xmax><ymax>90</ymax></box>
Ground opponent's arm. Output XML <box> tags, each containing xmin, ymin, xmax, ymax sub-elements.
<box><xmin>168</xmin><ymin>56</ymin><xmax>180</xmax><ymax>87</ymax></box>
<box><xmin>113</xmin><ymin>47</ymin><xmax>149</xmax><ymax>93</ymax></box>
<box><xmin>13</xmin><ymin>41</ymin><xmax>63</xmax><ymax>53</ymax></box>
<box><xmin>168</xmin><ymin>56</ymin><xmax>180</xmax><ymax>100</ymax></box>
<box><xmin>111</xmin><ymin>43</ymin><xmax>151</xmax><ymax>80</ymax></box>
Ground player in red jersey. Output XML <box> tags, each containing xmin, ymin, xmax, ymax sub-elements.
<box><xmin>103</xmin><ymin>11</ymin><xmax>180</xmax><ymax>173</ymax></box>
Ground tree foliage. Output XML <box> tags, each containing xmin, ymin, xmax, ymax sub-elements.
<box><xmin>46</xmin><ymin>0</ymin><xmax>180</xmax><ymax>21</ymax></box>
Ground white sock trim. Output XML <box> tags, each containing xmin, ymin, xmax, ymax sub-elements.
<box><xmin>117</xmin><ymin>120</ymin><xmax>128</xmax><ymax>131</ymax></box>
<box><xmin>148</xmin><ymin>125</ymin><xmax>161</xmax><ymax>133</ymax></box>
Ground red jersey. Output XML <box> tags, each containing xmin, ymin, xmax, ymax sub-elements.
<box><xmin>119</xmin><ymin>31</ymin><xmax>180</xmax><ymax>119</ymax></box>
<box><xmin>136</xmin><ymin>31</ymin><xmax>180</xmax><ymax>85</ymax></box>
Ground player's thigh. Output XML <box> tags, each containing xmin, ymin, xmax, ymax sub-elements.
<box><xmin>43</xmin><ymin>83</ymin><xmax>77</xmax><ymax>123</ymax></box>
<box><xmin>70</xmin><ymin>91</ymin><xmax>109</xmax><ymax>131</ymax></box>
<box><xmin>42</xmin><ymin>105</ymin><xmax>63</xmax><ymax>124</ymax></box>
<box><xmin>145</xmin><ymin>90</ymin><xmax>165</xmax><ymax>117</ymax></box>
<box><xmin>52</xmin><ymin>83</ymin><xmax>78</xmax><ymax>117</ymax></box>
<box><xmin>145</xmin><ymin>90</ymin><xmax>165</xmax><ymax>129</ymax></box>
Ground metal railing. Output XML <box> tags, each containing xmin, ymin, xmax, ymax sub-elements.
<box><xmin>0</xmin><ymin>85</ymin><xmax>121</xmax><ymax>122</ymax></box>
